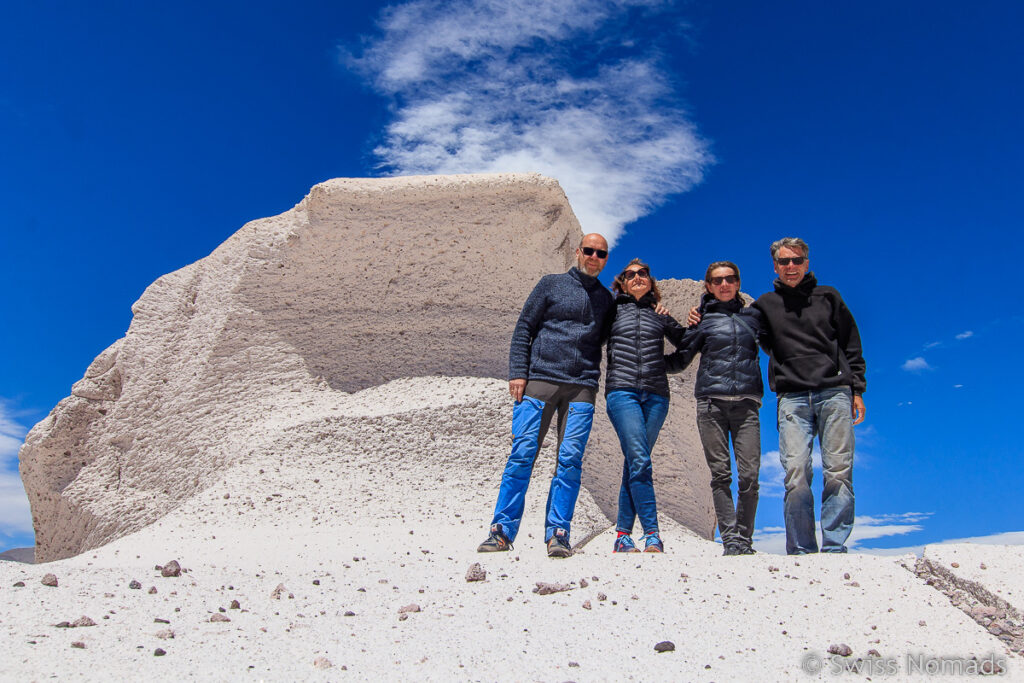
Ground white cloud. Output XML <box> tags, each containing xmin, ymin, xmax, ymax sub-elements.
<box><xmin>0</xmin><ymin>470</ymin><xmax>32</xmax><ymax>539</ymax></box>
<box><xmin>923</xmin><ymin>341</ymin><xmax>941</xmax><ymax>350</ymax></box>
<box><xmin>901</xmin><ymin>356</ymin><xmax>931</xmax><ymax>372</ymax></box>
<box><xmin>955</xmin><ymin>330</ymin><xmax>973</xmax><ymax>340</ymax></box>
<box><xmin>0</xmin><ymin>401</ymin><xmax>31</xmax><ymax>540</ymax></box>
<box><xmin>346</xmin><ymin>0</ymin><xmax>711</xmax><ymax>244</ymax></box>
<box><xmin>752</xmin><ymin>512</ymin><xmax>932</xmax><ymax>555</ymax></box>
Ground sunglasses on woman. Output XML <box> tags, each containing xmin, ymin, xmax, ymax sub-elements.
<box><xmin>622</xmin><ymin>268</ymin><xmax>649</xmax><ymax>281</ymax></box>
<box><xmin>710</xmin><ymin>275</ymin><xmax>738</xmax><ymax>285</ymax></box>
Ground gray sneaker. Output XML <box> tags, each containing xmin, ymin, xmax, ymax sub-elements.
<box><xmin>546</xmin><ymin>529</ymin><xmax>572</xmax><ymax>558</ymax></box>
<box><xmin>477</xmin><ymin>524</ymin><xmax>512</xmax><ymax>552</ymax></box>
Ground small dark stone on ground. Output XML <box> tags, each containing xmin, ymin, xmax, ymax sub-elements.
<box><xmin>654</xmin><ymin>641</ymin><xmax>675</xmax><ymax>653</ymax></box>
<box><xmin>161</xmin><ymin>561</ymin><xmax>182</xmax><ymax>578</ymax></box>
<box><xmin>828</xmin><ymin>643</ymin><xmax>853</xmax><ymax>657</ymax></box>
<box><xmin>154</xmin><ymin>648</ymin><xmax>167</xmax><ymax>656</ymax></box>
<box><xmin>129</xmin><ymin>580</ymin><xmax>142</xmax><ymax>590</ymax></box>
<box><xmin>41</xmin><ymin>573</ymin><xmax>58</xmax><ymax>587</ymax></box>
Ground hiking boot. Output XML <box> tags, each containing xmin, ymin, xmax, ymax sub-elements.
<box><xmin>738</xmin><ymin>543</ymin><xmax>757</xmax><ymax>555</ymax></box>
<box><xmin>547</xmin><ymin>529</ymin><xmax>572</xmax><ymax>558</ymax></box>
<box><xmin>640</xmin><ymin>531</ymin><xmax>664</xmax><ymax>553</ymax></box>
<box><xmin>722</xmin><ymin>543</ymin><xmax>742</xmax><ymax>556</ymax></box>
<box><xmin>477</xmin><ymin>524</ymin><xmax>512</xmax><ymax>553</ymax></box>
<box><xmin>613</xmin><ymin>532</ymin><xmax>640</xmax><ymax>553</ymax></box>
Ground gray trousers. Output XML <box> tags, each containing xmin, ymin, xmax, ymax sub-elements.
<box><xmin>696</xmin><ymin>397</ymin><xmax>761</xmax><ymax>547</ymax></box>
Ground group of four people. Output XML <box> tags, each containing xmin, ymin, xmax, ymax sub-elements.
<box><xmin>478</xmin><ymin>233</ymin><xmax>866</xmax><ymax>558</ymax></box>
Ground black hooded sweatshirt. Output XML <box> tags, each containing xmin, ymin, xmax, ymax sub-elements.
<box><xmin>753</xmin><ymin>273</ymin><xmax>866</xmax><ymax>395</ymax></box>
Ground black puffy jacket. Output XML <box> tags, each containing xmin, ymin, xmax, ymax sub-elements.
<box><xmin>605</xmin><ymin>292</ymin><xmax>687</xmax><ymax>397</ymax></box>
<box><xmin>668</xmin><ymin>293</ymin><xmax>764</xmax><ymax>399</ymax></box>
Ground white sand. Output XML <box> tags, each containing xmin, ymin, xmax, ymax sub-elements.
<box><xmin>2</xmin><ymin>377</ymin><xmax>1017</xmax><ymax>681</ymax></box>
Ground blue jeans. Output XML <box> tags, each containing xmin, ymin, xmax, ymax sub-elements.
<box><xmin>606</xmin><ymin>390</ymin><xmax>670</xmax><ymax>536</ymax></box>
<box><xmin>777</xmin><ymin>387</ymin><xmax>856</xmax><ymax>554</ymax></box>
<box><xmin>491</xmin><ymin>392</ymin><xmax>596</xmax><ymax>542</ymax></box>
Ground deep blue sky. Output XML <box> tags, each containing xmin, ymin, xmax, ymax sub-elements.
<box><xmin>3</xmin><ymin>0</ymin><xmax>1022</xmax><ymax>554</ymax></box>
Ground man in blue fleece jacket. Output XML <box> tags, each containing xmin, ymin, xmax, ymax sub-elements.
<box><xmin>478</xmin><ymin>233</ymin><xmax>614</xmax><ymax>558</ymax></box>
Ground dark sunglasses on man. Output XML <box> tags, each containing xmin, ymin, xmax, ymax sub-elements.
<box><xmin>775</xmin><ymin>256</ymin><xmax>806</xmax><ymax>266</ymax></box>
<box><xmin>581</xmin><ymin>247</ymin><xmax>608</xmax><ymax>259</ymax></box>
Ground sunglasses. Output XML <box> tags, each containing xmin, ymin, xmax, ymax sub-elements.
<box><xmin>581</xmin><ymin>246</ymin><xmax>608</xmax><ymax>259</ymax></box>
<box><xmin>622</xmin><ymin>268</ymin><xmax>649</xmax><ymax>281</ymax></box>
<box><xmin>775</xmin><ymin>256</ymin><xmax>806</xmax><ymax>266</ymax></box>
<box><xmin>709</xmin><ymin>275</ymin><xmax>738</xmax><ymax>285</ymax></box>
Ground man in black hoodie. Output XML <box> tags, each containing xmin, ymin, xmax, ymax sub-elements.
<box><xmin>754</xmin><ymin>237</ymin><xmax>866</xmax><ymax>555</ymax></box>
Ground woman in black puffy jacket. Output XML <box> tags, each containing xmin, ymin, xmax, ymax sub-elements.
<box><xmin>605</xmin><ymin>259</ymin><xmax>687</xmax><ymax>553</ymax></box>
<box><xmin>670</xmin><ymin>261</ymin><xmax>764</xmax><ymax>555</ymax></box>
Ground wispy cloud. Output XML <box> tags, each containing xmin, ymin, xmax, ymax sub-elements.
<box><xmin>901</xmin><ymin>356</ymin><xmax>931</xmax><ymax>372</ymax></box>
<box><xmin>0</xmin><ymin>401</ymin><xmax>31</xmax><ymax>541</ymax></box>
<box><xmin>955</xmin><ymin>330</ymin><xmax>973</xmax><ymax>340</ymax></box>
<box><xmin>753</xmin><ymin>512</ymin><xmax>932</xmax><ymax>555</ymax></box>
<box><xmin>345</xmin><ymin>0</ymin><xmax>711</xmax><ymax>244</ymax></box>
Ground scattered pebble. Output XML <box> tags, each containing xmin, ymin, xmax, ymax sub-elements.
<box><xmin>72</xmin><ymin>616</ymin><xmax>96</xmax><ymax>627</ymax></box>
<box><xmin>867</xmin><ymin>649</ymin><xmax>881</xmax><ymax>657</ymax></box>
<box><xmin>271</xmin><ymin>584</ymin><xmax>288</xmax><ymax>600</ymax></box>
<box><xmin>828</xmin><ymin>643</ymin><xmax>852</xmax><ymax>657</ymax></box>
<box><xmin>533</xmin><ymin>582</ymin><xmax>572</xmax><ymax>595</ymax></box>
<box><xmin>161</xmin><ymin>561</ymin><xmax>182</xmax><ymax>578</ymax></box>
<box><xmin>980</xmin><ymin>563</ymin><xmax>987</xmax><ymax>570</ymax></box>
<box><xmin>343</xmin><ymin>611</ymin><xmax>355</xmax><ymax>617</ymax></box>
<box><xmin>597</xmin><ymin>592</ymin><xmax>607</xmax><ymax>601</ymax></box>
<box><xmin>129</xmin><ymin>580</ymin><xmax>142</xmax><ymax>590</ymax></box>
<box><xmin>654</xmin><ymin>641</ymin><xmax>675</xmax><ymax>653</ymax></box>
<box><xmin>230</xmin><ymin>600</ymin><xmax>241</xmax><ymax>609</ymax></box>
<box><xmin>71</xmin><ymin>641</ymin><xmax>85</xmax><ymax>649</ymax></box>
<box><xmin>398</xmin><ymin>604</ymin><xmax>421</xmax><ymax>614</ymax></box>
<box><xmin>580</xmin><ymin>578</ymin><xmax>589</xmax><ymax>588</ymax></box>
<box><xmin>210</xmin><ymin>614</ymin><xmax>231</xmax><ymax>623</ymax></box>
<box><xmin>41</xmin><ymin>573</ymin><xmax>58</xmax><ymax>587</ymax></box>
<box><xmin>465</xmin><ymin>563</ymin><xmax>486</xmax><ymax>582</ymax></box>
<box><xmin>13</xmin><ymin>581</ymin><xmax>25</xmax><ymax>588</ymax></box>
<box><xmin>155</xmin><ymin>618</ymin><xmax>170</xmax><ymax>624</ymax></box>
<box><xmin>951</xmin><ymin>562</ymin><xmax>960</xmax><ymax>568</ymax></box>
<box><xmin>148</xmin><ymin>587</ymin><xmax>158</xmax><ymax>594</ymax></box>
<box><xmin>569</xmin><ymin>661</ymin><xmax>580</xmax><ymax>668</ymax></box>
<box><xmin>156</xmin><ymin>629</ymin><xmax>175</xmax><ymax>640</ymax></box>
<box><xmin>918</xmin><ymin>620</ymin><xmax>926</xmax><ymax>627</ymax></box>
<box><xmin>154</xmin><ymin>648</ymin><xmax>166</xmax><ymax>657</ymax></box>
<box><xmin>582</xmin><ymin>600</ymin><xmax>592</xmax><ymax>610</ymax></box>
<box><xmin>313</xmin><ymin>657</ymin><xmax>333</xmax><ymax>669</ymax></box>
<box><xmin>843</xmin><ymin>572</ymin><xmax>850</xmax><ymax>580</ymax></box>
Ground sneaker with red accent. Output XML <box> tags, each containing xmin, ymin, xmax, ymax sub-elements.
<box><xmin>613</xmin><ymin>532</ymin><xmax>641</xmax><ymax>553</ymax></box>
<box><xmin>477</xmin><ymin>524</ymin><xmax>512</xmax><ymax>552</ymax></box>
<box><xmin>640</xmin><ymin>531</ymin><xmax>664</xmax><ymax>553</ymax></box>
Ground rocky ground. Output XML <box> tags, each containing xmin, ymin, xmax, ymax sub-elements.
<box><xmin>2</xmin><ymin>377</ymin><xmax>1020</xmax><ymax>680</ymax></box>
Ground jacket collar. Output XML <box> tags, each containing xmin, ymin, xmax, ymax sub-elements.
<box><xmin>773</xmin><ymin>272</ymin><xmax>818</xmax><ymax>298</ymax></box>
<box><xmin>615</xmin><ymin>290</ymin><xmax>658</xmax><ymax>308</ymax></box>
<box><xmin>702</xmin><ymin>292</ymin><xmax>743</xmax><ymax>314</ymax></box>
<box><xmin>569</xmin><ymin>266</ymin><xmax>601</xmax><ymax>288</ymax></box>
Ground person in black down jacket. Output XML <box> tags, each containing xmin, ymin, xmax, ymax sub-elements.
<box><xmin>606</xmin><ymin>259</ymin><xmax>687</xmax><ymax>553</ymax></box>
<box><xmin>670</xmin><ymin>261</ymin><xmax>765</xmax><ymax>556</ymax></box>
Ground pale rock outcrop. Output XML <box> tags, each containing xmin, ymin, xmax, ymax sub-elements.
<box><xmin>20</xmin><ymin>173</ymin><xmax>714</xmax><ymax>561</ymax></box>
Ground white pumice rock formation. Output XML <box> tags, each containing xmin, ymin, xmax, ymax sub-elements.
<box><xmin>19</xmin><ymin>173</ymin><xmax>713</xmax><ymax>563</ymax></box>
<box><xmin>6</xmin><ymin>174</ymin><xmax>1021</xmax><ymax>679</ymax></box>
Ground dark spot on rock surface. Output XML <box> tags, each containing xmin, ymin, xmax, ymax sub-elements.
<box><xmin>230</xmin><ymin>600</ymin><xmax>240</xmax><ymax>609</ymax></box>
<box><xmin>161</xmin><ymin>561</ymin><xmax>181</xmax><ymax>578</ymax></box>
<box><xmin>654</xmin><ymin>641</ymin><xmax>675</xmax><ymax>653</ymax></box>
<box><xmin>129</xmin><ymin>580</ymin><xmax>142</xmax><ymax>590</ymax></box>
<box><xmin>41</xmin><ymin>573</ymin><xmax>58</xmax><ymax>587</ymax></box>
<box><xmin>533</xmin><ymin>582</ymin><xmax>572</xmax><ymax>595</ymax></box>
<box><xmin>72</xmin><ymin>616</ymin><xmax>96</xmax><ymax>627</ymax></box>
<box><xmin>828</xmin><ymin>643</ymin><xmax>853</xmax><ymax>657</ymax></box>
<box><xmin>154</xmin><ymin>648</ymin><xmax>167</xmax><ymax>656</ymax></box>
<box><xmin>210</xmin><ymin>614</ymin><xmax>231</xmax><ymax>623</ymax></box>
<box><xmin>71</xmin><ymin>641</ymin><xmax>85</xmax><ymax>649</ymax></box>
<box><xmin>13</xmin><ymin>581</ymin><xmax>25</xmax><ymax>588</ymax></box>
